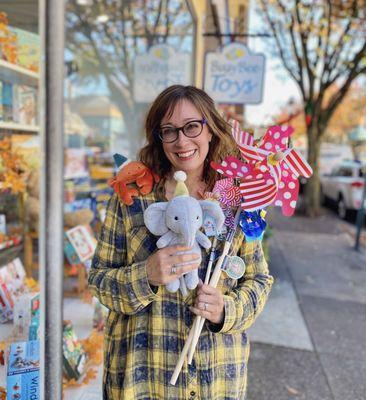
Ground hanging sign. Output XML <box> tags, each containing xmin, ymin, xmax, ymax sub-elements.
<box><xmin>204</xmin><ymin>43</ymin><xmax>265</xmax><ymax>104</ymax></box>
<box><xmin>133</xmin><ymin>45</ymin><xmax>192</xmax><ymax>103</ymax></box>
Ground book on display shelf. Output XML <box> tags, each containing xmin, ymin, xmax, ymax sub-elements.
<box><xmin>9</xmin><ymin>27</ymin><xmax>40</xmax><ymax>73</ymax></box>
<box><xmin>65</xmin><ymin>225</ymin><xmax>97</xmax><ymax>264</ymax></box>
<box><xmin>1</xmin><ymin>81</ymin><xmax>13</xmax><ymax>122</ymax></box>
<box><xmin>13</xmin><ymin>292</ymin><xmax>40</xmax><ymax>340</ymax></box>
<box><xmin>0</xmin><ymin>214</ymin><xmax>6</xmax><ymax>235</ymax></box>
<box><xmin>0</xmin><ymin>258</ymin><xmax>26</xmax><ymax>294</ymax></box>
<box><xmin>0</xmin><ymin>258</ymin><xmax>27</xmax><ymax>323</ymax></box>
<box><xmin>7</xmin><ymin>340</ymin><xmax>40</xmax><ymax>400</ymax></box>
<box><xmin>64</xmin><ymin>148</ymin><xmax>89</xmax><ymax>180</ymax></box>
<box><xmin>0</xmin><ymin>279</ymin><xmax>13</xmax><ymax>323</ymax></box>
<box><xmin>13</xmin><ymin>84</ymin><xmax>37</xmax><ymax>126</ymax></box>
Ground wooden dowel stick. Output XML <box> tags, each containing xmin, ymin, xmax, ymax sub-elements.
<box><xmin>171</xmin><ymin>251</ymin><xmax>227</xmax><ymax>384</ymax></box>
<box><xmin>170</xmin><ymin>207</ymin><xmax>242</xmax><ymax>385</ymax></box>
<box><xmin>170</xmin><ymin>319</ymin><xmax>196</xmax><ymax>385</ymax></box>
<box><xmin>188</xmin><ymin>237</ymin><xmax>217</xmax><ymax>361</ymax></box>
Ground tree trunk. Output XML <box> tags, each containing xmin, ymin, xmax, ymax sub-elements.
<box><xmin>304</xmin><ymin>125</ymin><xmax>322</xmax><ymax>217</ymax></box>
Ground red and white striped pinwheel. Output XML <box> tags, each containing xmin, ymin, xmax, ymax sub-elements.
<box><xmin>211</xmin><ymin>123</ymin><xmax>313</xmax><ymax>216</ymax></box>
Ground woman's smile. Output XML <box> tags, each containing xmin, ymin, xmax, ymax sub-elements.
<box><xmin>176</xmin><ymin>149</ymin><xmax>197</xmax><ymax>160</ymax></box>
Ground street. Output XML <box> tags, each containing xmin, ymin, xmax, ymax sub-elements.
<box><xmin>247</xmin><ymin>207</ymin><xmax>366</xmax><ymax>400</ymax></box>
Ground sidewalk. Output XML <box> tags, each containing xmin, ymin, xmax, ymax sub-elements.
<box><xmin>247</xmin><ymin>208</ymin><xmax>366</xmax><ymax>400</ymax></box>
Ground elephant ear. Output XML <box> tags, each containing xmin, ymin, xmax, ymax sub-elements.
<box><xmin>144</xmin><ymin>202</ymin><xmax>169</xmax><ymax>236</ymax></box>
<box><xmin>199</xmin><ymin>200</ymin><xmax>225</xmax><ymax>231</ymax></box>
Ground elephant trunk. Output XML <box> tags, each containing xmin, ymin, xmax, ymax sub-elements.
<box><xmin>181</xmin><ymin>223</ymin><xmax>195</xmax><ymax>248</ymax></box>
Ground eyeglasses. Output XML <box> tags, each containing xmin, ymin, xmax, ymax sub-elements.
<box><xmin>158</xmin><ymin>119</ymin><xmax>207</xmax><ymax>143</ymax></box>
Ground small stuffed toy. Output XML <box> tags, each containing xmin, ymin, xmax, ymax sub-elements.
<box><xmin>108</xmin><ymin>154</ymin><xmax>160</xmax><ymax>205</ymax></box>
<box><xmin>144</xmin><ymin>171</ymin><xmax>225</xmax><ymax>295</ymax></box>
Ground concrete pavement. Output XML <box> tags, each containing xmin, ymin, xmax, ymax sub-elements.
<box><xmin>247</xmin><ymin>208</ymin><xmax>366</xmax><ymax>400</ymax></box>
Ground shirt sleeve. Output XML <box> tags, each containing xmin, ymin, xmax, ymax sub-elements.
<box><xmin>88</xmin><ymin>194</ymin><xmax>161</xmax><ymax>315</ymax></box>
<box><xmin>208</xmin><ymin>237</ymin><xmax>274</xmax><ymax>335</ymax></box>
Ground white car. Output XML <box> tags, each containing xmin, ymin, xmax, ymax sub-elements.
<box><xmin>320</xmin><ymin>161</ymin><xmax>366</xmax><ymax>219</ymax></box>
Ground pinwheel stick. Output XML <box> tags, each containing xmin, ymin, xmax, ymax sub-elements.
<box><xmin>170</xmin><ymin>207</ymin><xmax>242</xmax><ymax>385</ymax></box>
<box><xmin>188</xmin><ymin>236</ymin><xmax>218</xmax><ymax>358</ymax></box>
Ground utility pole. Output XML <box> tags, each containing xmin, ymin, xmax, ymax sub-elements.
<box><xmin>355</xmin><ymin>175</ymin><xmax>366</xmax><ymax>251</ymax></box>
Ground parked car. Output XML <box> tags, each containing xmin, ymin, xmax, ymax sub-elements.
<box><xmin>320</xmin><ymin>161</ymin><xmax>366</xmax><ymax>219</ymax></box>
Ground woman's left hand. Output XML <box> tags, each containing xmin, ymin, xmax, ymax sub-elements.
<box><xmin>189</xmin><ymin>281</ymin><xmax>224</xmax><ymax>325</ymax></box>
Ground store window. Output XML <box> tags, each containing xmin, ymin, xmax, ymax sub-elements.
<box><xmin>0</xmin><ymin>2</ymin><xmax>41</xmax><ymax>398</ymax></box>
<box><xmin>65</xmin><ymin>0</ymin><xmax>196</xmax><ymax>158</ymax></box>
<box><xmin>61</xmin><ymin>1</ymin><xmax>196</xmax><ymax>397</ymax></box>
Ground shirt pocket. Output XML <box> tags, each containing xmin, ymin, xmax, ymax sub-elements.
<box><xmin>128</xmin><ymin>225</ymin><xmax>157</xmax><ymax>264</ymax></box>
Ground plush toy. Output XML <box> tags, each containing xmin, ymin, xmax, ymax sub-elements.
<box><xmin>25</xmin><ymin>169</ymin><xmax>40</xmax><ymax>232</ymax></box>
<box><xmin>108</xmin><ymin>154</ymin><xmax>160</xmax><ymax>205</ymax></box>
<box><xmin>144</xmin><ymin>171</ymin><xmax>225</xmax><ymax>295</ymax></box>
<box><xmin>64</xmin><ymin>209</ymin><xmax>94</xmax><ymax>228</ymax></box>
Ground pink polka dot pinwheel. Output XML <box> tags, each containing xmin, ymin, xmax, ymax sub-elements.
<box><xmin>211</xmin><ymin>120</ymin><xmax>313</xmax><ymax>216</ymax></box>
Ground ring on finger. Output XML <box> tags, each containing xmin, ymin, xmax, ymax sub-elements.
<box><xmin>204</xmin><ymin>302</ymin><xmax>208</xmax><ymax>311</ymax></box>
<box><xmin>170</xmin><ymin>265</ymin><xmax>177</xmax><ymax>275</ymax></box>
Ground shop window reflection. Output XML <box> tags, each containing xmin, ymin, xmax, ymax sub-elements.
<box><xmin>62</xmin><ymin>1</ymin><xmax>195</xmax><ymax>397</ymax></box>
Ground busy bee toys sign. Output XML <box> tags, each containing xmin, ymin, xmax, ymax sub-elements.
<box><xmin>204</xmin><ymin>43</ymin><xmax>265</xmax><ymax>104</ymax></box>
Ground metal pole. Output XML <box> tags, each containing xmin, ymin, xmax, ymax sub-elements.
<box><xmin>39</xmin><ymin>0</ymin><xmax>65</xmax><ymax>398</ymax></box>
<box><xmin>355</xmin><ymin>175</ymin><xmax>366</xmax><ymax>251</ymax></box>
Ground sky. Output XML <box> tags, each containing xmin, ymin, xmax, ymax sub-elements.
<box><xmin>245</xmin><ymin>2</ymin><xmax>301</xmax><ymax>125</ymax></box>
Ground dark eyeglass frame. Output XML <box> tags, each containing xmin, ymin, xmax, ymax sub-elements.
<box><xmin>158</xmin><ymin>118</ymin><xmax>207</xmax><ymax>143</ymax></box>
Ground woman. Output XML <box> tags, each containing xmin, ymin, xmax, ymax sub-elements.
<box><xmin>88</xmin><ymin>85</ymin><xmax>273</xmax><ymax>399</ymax></box>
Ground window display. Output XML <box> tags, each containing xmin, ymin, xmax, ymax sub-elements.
<box><xmin>0</xmin><ymin>0</ymin><xmax>197</xmax><ymax>397</ymax></box>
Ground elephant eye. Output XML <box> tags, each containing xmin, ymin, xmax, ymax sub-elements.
<box><xmin>174</xmin><ymin>216</ymin><xmax>179</xmax><ymax>221</ymax></box>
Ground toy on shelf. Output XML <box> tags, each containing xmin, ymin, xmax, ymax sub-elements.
<box><xmin>62</xmin><ymin>321</ymin><xmax>87</xmax><ymax>381</ymax></box>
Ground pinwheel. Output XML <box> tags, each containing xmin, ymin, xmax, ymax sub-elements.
<box><xmin>211</xmin><ymin>123</ymin><xmax>313</xmax><ymax>216</ymax></box>
<box><xmin>203</xmin><ymin>178</ymin><xmax>242</xmax><ymax>229</ymax></box>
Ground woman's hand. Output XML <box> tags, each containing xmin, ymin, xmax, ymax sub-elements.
<box><xmin>190</xmin><ymin>281</ymin><xmax>224</xmax><ymax>325</ymax></box>
<box><xmin>146</xmin><ymin>245</ymin><xmax>201</xmax><ymax>287</ymax></box>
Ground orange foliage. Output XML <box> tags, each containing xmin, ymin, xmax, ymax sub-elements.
<box><xmin>325</xmin><ymin>84</ymin><xmax>366</xmax><ymax>142</ymax></box>
<box><xmin>63</xmin><ymin>329</ymin><xmax>104</xmax><ymax>390</ymax></box>
<box><xmin>0</xmin><ymin>137</ymin><xmax>28</xmax><ymax>194</ymax></box>
<box><xmin>275</xmin><ymin>82</ymin><xmax>366</xmax><ymax>142</ymax></box>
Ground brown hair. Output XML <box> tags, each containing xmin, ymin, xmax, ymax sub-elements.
<box><xmin>139</xmin><ymin>85</ymin><xmax>238</xmax><ymax>191</ymax></box>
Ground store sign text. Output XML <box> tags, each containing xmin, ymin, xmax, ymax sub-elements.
<box><xmin>204</xmin><ymin>43</ymin><xmax>265</xmax><ymax>104</ymax></box>
<box><xmin>133</xmin><ymin>45</ymin><xmax>192</xmax><ymax>103</ymax></box>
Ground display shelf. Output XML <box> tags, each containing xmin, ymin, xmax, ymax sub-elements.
<box><xmin>0</xmin><ymin>121</ymin><xmax>39</xmax><ymax>133</ymax></box>
<box><xmin>0</xmin><ymin>243</ymin><xmax>23</xmax><ymax>266</ymax></box>
<box><xmin>0</xmin><ymin>235</ymin><xmax>23</xmax><ymax>252</ymax></box>
<box><xmin>0</xmin><ymin>59</ymin><xmax>39</xmax><ymax>88</ymax></box>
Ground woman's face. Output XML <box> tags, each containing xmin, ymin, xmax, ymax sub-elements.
<box><xmin>161</xmin><ymin>99</ymin><xmax>212</xmax><ymax>175</ymax></box>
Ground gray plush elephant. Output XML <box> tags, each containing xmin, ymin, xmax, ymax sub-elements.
<box><xmin>144</xmin><ymin>195</ymin><xmax>225</xmax><ymax>295</ymax></box>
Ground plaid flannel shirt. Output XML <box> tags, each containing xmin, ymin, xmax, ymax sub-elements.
<box><xmin>88</xmin><ymin>188</ymin><xmax>273</xmax><ymax>400</ymax></box>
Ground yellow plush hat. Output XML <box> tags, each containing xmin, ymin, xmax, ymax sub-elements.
<box><xmin>173</xmin><ymin>171</ymin><xmax>189</xmax><ymax>197</ymax></box>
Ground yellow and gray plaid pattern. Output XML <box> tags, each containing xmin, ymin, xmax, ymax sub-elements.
<box><xmin>88</xmin><ymin>189</ymin><xmax>273</xmax><ymax>400</ymax></box>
